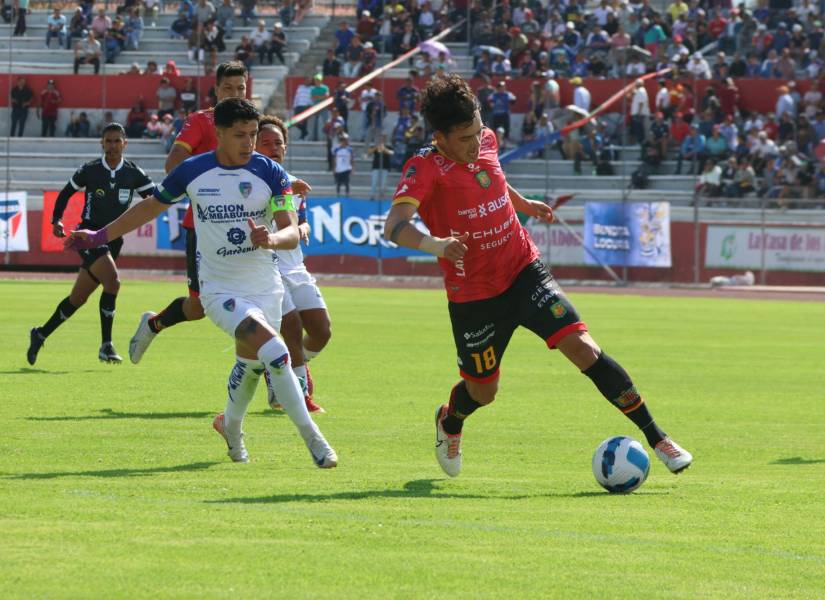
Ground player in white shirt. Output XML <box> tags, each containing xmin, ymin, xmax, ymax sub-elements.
<box><xmin>65</xmin><ymin>98</ymin><xmax>337</xmax><ymax>468</ymax></box>
<box><xmin>256</xmin><ymin>114</ymin><xmax>332</xmax><ymax>414</ymax></box>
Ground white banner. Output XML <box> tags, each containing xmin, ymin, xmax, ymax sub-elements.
<box><xmin>705</xmin><ymin>225</ymin><xmax>825</xmax><ymax>272</ymax></box>
<box><xmin>525</xmin><ymin>220</ymin><xmax>587</xmax><ymax>266</ymax></box>
<box><xmin>0</xmin><ymin>192</ymin><xmax>29</xmax><ymax>252</ymax></box>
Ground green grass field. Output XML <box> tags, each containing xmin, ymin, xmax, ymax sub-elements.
<box><xmin>1</xmin><ymin>279</ymin><xmax>824</xmax><ymax>598</ymax></box>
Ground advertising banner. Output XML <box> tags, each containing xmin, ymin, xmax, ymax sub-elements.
<box><xmin>705</xmin><ymin>226</ymin><xmax>825</xmax><ymax>272</ymax></box>
<box><xmin>583</xmin><ymin>202</ymin><xmax>671</xmax><ymax>267</ymax></box>
<box><xmin>0</xmin><ymin>192</ymin><xmax>29</xmax><ymax>252</ymax></box>
<box><xmin>525</xmin><ymin>220</ymin><xmax>587</xmax><ymax>266</ymax></box>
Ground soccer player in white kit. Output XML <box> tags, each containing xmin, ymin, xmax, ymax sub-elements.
<box><xmin>65</xmin><ymin>98</ymin><xmax>337</xmax><ymax>468</ymax></box>
<box><xmin>256</xmin><ymin>115</ymin><xmax>332</xmax><ymax>413</ymax></box>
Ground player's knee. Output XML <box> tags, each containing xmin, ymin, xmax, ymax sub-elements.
<box><xmin>558</xmin><ymin>331</ymin><xmax>601</xmax><ymax>370</ymax></box>
<box><xmin>68</xmin><ymin>291</ymin><xmax>88</xmax><ymax>307</ymax></box>
<box><xmin>305</xmin><ymin>313</ymin><xmax>332</xmax><ymax>348</ymax></box>
<box><xmin>103</xmin><ymin>277</ymin><xmax>120</xmax><ymax>295</ymax></box>
<box><xmin>184</xmin><ymin>296</ymin><xmax>205</xmax><ymax>320</ymax></box>
<box><xmin>466</xmin><ymin>378</ymin><xmax>498</xmax><ymax>405</ymax></box>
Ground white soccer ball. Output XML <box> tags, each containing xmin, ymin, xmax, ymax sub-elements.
<box><xmin>592</xmin><ymin>436</ymin><xmax>650</xmax><ymax>493</ymax></box>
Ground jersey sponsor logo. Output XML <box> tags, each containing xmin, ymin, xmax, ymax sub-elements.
<box><xmin>196</xmin><ymin>203</ymin><xmax>267</xmax><ymax>224</ymax></box>
<box><xmin>223</xmin><ymin>298</ymin><xmax>236</xmax><ymax>312</ymax></box>
<box><xmin>432</xmin><ymin>154</ymin><xmax>455</xmax><ymax>174</ymax></box>
<box><xmin>196</xmin><ymin>187</ymin><xmax>222</xmax><ymax>197</ymax></box>
<box><xmin>226</xmin><ymin>227</ymin><xmax>247</xmax><ymax>246</ymax></box>
<box><xmin>475</xmin><ymin>170</ymin><xmax>492</xmax><ymax>188</ymax></box>
<box><xmin>463</xmin><ymin>322</ymin><xmax>496</xmax><ymax>348</ymax></box>
<box><xmin>466</xmin><ymin>163</ymin><xmax>481</xmax><ymax>173</ymax></box>
<box><xmin>404</xmin><ymin>166</ymin><xmax>416</xmax><ymax>181</ymax></box>
<box><xmin>239</xmin><ymin>181</ymin><xmax>253</xmax><ymax>198</ymax></box>
<box><xmin>457</xmin><ymin>207</ymin><xmax>478</xmax><ymax>219</ymax></box>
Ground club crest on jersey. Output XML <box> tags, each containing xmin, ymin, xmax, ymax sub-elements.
<box><xmin>475</xmin><ymin>171</ymin><xmax>492</xmax><ymax>188</ymax></box>
<box><xmin>550</xmin><ymin>302</ymin><xmax>567</xmax><ymax>318</ymax></box>
<box><xmin>226</xmin><ymin>227</ymin><xmax>246</xmax><ymax>246</ymax></box>
<box><xmin>223</xmin><ymin>298</ymin><xmax>236</xmax><ymax>312</ymax></box>
<box><xmin>239</xmin><ymin>181</ymin><xmax>253</xmax><ymax>198</ymax></box>
<box><xmin>95</xmin><ymin>188</ymin><xmax>105</xmax><ymax>198</ymax></box>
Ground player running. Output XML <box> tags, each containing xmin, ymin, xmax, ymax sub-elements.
<box><xmin>128</xmin><ymin>61</ymin><xmax>248</xmax><ymax>364</ymax></box>
<box><xmin>383</xmin><ymin>75</ymin><xmax>692</xmax><ymax>478</ymax></box>
<box><xmin>66</xmin><ymin>98</ymin><xmax>337</xmax><ymax>468</ymax></box>
<box><xmin>255</xmin><ymin>115</ymin><xmax>331</xmax><ymax>413</ymax></box>
<box><xmin>27</xmin><ymin>122</ymin><xmax>154</xmax><ymax>365</ymax></box>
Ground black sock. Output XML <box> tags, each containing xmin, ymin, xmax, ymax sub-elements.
<box><xmin>40</xmin><ymin>297</ymin><xmax>79</xmax><ymax>338</ymax></box>
<box><xmin>99</xmin><ymin>292</ymin><xmax>117</xmax><ymax>344</ymax></box>
<box><xmin>442</xmin><ymin>381</ymin><xmax>482</xmax><ymax>435</ymax></box>
<box><xmin>149</xmin><ymin>297</ymin><xmax>187</xmax><ymax>333</ymax></box>
<box><xmin>583</xmin><ymin>352</ymin><xmax>667</xmax><ymax>447</ymax></box>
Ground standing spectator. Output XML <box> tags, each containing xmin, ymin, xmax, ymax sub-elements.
<box><xmin>125</xmin><ymin>7</ymin><xmax>143</xmax><ymax>50</ymax></box>
<box><xmin>156</xmin><ymin>77</ymin><xmax>178</xmax><ymax>118</ymax></box>
<box><xmin>234</xmin><ymin>34</ymin><xmax>254</xmax><ymax>68</ymax></box>
<box><xmin>333</xmin><ymin>133</ymin><xmax>354</xmax><ymax>196</ymax></box>
<box><xmin>397</xmin><ymin>76</ymin><xmax>419</xmax><ymax>116</ymax></box>
<box><xmin>324</xmin><ymin>108</ymin><xmax>346</xmax><ymax>170</ymax></box>
<box><xmin>650</xmin><ymin>111</ymin><xmax>670</xmax><ymax>159</ymax></box>
<box><xmin>310</xmin><ymin>73</ymin><xmax>330</xmax><ymax>141</ymax></box>
<box><xmin>476</xmin><ymin>76</ymin><xmax>496</xmax><ymax>127</ymax></box>
<box><xmin>269</xmin><ymin>22</ymin><xmax>287</xmax><ymax>65</ymax></box>
<box><xmin>38</xmin><ymin>80</ymin><xmax>61</xmax><ymax>138</ymax></box>
<box><xmin>367</xmin><ymin>134</ymin><xmax>393</xmax><ymax>199</ymax></box>
<box><xmin>66</xmin><ymin>7</ymin><xmax>86</xmax><ymax>50</ymax></box>
<box><xmin>333</xmin><ymin>80</ymin><xmax>353</xmax><ymax>126</ymax></box>
<box><xmin>91</xmin><ymin>8</ymin><xmax>111</xmax><ymax>39</ymax></box>
<box><xmin>291</xmin><ymin>75</ymin><xmax>313</xmax><ymax>140</ymax></box>
<box><xmin>13</xmin><ymin>0</ymin><xmax>29</xmax><ymax>37</ymax></box>
<box><xmin>216</xmin><ymin>0</ymin><xmax>235</xmax><ymax>39</ymax></box>
<box><xmin>363</xmin><ymin>90</ymin><xmax>385</xmax><ymax>144</ymax></box>
<box><xmin>655</xmin><ymin>79</ymin><xmax>670</xmax><ymax>118</ymax></box>
<box><xmin>322</xmin><ymin>48</ymin><xmax>341</xmax><ymax>77</ymax></box>
<box><xmin>239</xmin><ymin>0</ymin><xmax>256</xmax><ymax>25</ymax></box>
<box><xmin>571</xmin><ymin>77</ymin><xmax>591</xmax><ymax>112</ymax></box>
<box><xmin>775</xmin><ymin>85</ymin><xmax>796</xmax><ymax>120</ymax></box>
<box><xmin>676</xmin><ymin>124</ymin><xmax>707</xmax><ymax>175</ymax></box>
<box><xmin>491</xmin><ymin>80</ymin><xmax>516</xmax><ymax>139</ymax></box>
<box><xmin>74</xmin><ymin>29</ymin><xmax>102</xmax><ymax>74</ymax></box>
<box><xmin>10</xmin><ymin>76</ymin><xmax>33</xmax><ymax>137</ymax></box>
<box><xmin>45</xmin><ymin>7</ymin><xmax>67</xmax><ymax>48</ymax></box>
<box><xmin>250</xmin><ymin>19</ymin><xmax>270</xmax><ymax>64</ymax></box>
<box><xmin>629</xmin><ymin>78</ymin><xmax>650</xmax><ymax>144</ymax></box>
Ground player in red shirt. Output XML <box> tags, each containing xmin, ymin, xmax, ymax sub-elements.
<box><xmin>128</xmin><ymin>61</ymin><xmax>248</xmax><ymax>364</ymax></box>
<box><xmin>384</xmin><ymin>75</ymin><xmax>693</xmax><ymax>478</ymax></box>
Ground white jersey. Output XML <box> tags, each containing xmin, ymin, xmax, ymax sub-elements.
<box><xmin>155</xmin><ymin>151</ymin><xmax>295</xmax><ymax>296</ymax></box>
<box><xmin>276</xmin><ymin>179</ymin><xmax>306</xmax><ymax>275</ymax></box>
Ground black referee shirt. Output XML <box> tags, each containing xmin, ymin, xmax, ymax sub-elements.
<box><xmin>52</xmin><ymin>157</ymin><xmax>154</xmax><ymax>232</ymax></box>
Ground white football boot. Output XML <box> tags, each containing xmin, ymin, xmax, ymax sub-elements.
<box><xmin>129</xmin><ymin>311</ymin><xmax>157</xmax><ymax>364</ymax></box>
<box><xmin>435</xmin><ymin>405</ymin><xmax>462</xmax><ymax>477</ymax></box>
<box><xmin>299</xmin><ymin>422</ymin><xmax>338</xmax><ymax>469</ymax></box>
<box><xmin>212</xmin><ymin>413</ymin><xmax>249</xmax><ymax>463</ymax></box>
<box><xmin>654</xmin><ymin>438</ymin><xmax>693</xmax><ymax>473</ymax></box>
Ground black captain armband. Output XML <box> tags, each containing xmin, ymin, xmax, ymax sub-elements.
<box><xmin>389</xmin><ymin>220</ymin><xmax>412</xmax><ymax>244</ymax></box>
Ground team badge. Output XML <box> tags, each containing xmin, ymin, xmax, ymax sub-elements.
<box><xmin>226</xmin><ymin>227</ymin><xmax>246</xmax><ymax>246</ymax></box>
<box><xmin>475</xmin><ymin>171</ymin><xmax>491</xmax><ymax>189</ymax></box>
<box><xmin>239</xmin><ymin>181</ymin><xmax>252</xmax><ymax>198</ymax></box>
<box><xmin>223</xmin><ymin>298</ymin><xmax>236</xmax><ymax>312</ymax></box>
<box><xmin>550</xmin><ymin>302</ymin><xmax>567</xmax><ymax>318</ymax></box>
<box><xmin>95</xmin><ymin>188</ymin><xmax>105</xmax><ymax>198</ymax></box>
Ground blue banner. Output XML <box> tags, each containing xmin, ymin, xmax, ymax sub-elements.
<box><xmin>155</xmin><ymin>201</ymin><xmax>190</xmax><ymax>252</ymax></box>
<box><xmin>303</xmin><ymin>197</ymin><xmax>428</xmax><ymax>258</ymax></box>
<box><xmin>583</xmin><ymin>202</ymin><xmax>671</xmax><ymax>267</ymax></box>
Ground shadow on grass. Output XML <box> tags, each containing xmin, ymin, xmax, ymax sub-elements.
<box><xmin>0</xmin><ymin>368</ymin><xmax>98</xmax><ymax>375</ymax></box>
<box><xmin>206</xmin><ymin>479</ymin><xmax>659</xmax><ymax>505</ymax></box>
<box><xmin>2</xmin><ymin>461</ymin><xmax>221</xmax><ymax>480</ymax></box>
<box><xmin>28</xmin><ymin>408</ymin><xmax>214</xmax><ymax>421</ymax></box>
<box><xmin>771</xmin><ymin>457</ymin><xmax>825</xmax><ymax>465</ymax></box>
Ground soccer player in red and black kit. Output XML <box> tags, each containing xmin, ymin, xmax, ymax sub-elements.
<box><xmin>127</xmin><ymin>61</ymin><xmax>248</xmax><ymax>364</ymax></box>
<box><xmin>384</xmin><ymin>75</ymin><xmax>693</xmax><ymax>478</ymax></box>
<box><xmin>27</xmin><ymin>123</ymin><xmax>154</xmax><ymax>364</ymax></box>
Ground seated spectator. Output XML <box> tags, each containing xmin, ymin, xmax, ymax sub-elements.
<box><xmin>125</xmin><ymin>7</ymin><xmax>143</xmax><ymax>50</ymax></box>
<box><xmin>268</xmin><ymin>22</ymin><xmax>287</xmax><ymax>65</ymax></box>
<box><xmin>250</xmin><ymin>19</ymin><xmax>270</xmax><ymax>64</ymax></box>
<box><xmin>335</xmin><ymin>20</ymin><xmax>354</xmax><ymax>57</ymax></box>
<box><xmin>195</xmin><ymin>0</ymin><xmax>216</xmax><ymax>29</ymax></box>
<box><xmin>143</xmin><ymin>60</ymin><xmax>159</xmax><ymax>75</ymax></box>
<box><xmin>216</xmin><ymin>0</ymin><xmax>235</xmax><ymax>38</ymax></box>
<box><xmin>74</xmin><ymin>30</ymin><xmax>101</xmax><ymax>74</ymax></box>
<box><xmin>676</xmin><ymin>124</ymin><xmax>707</xmax><ymax>175</ymax></box>
<box><xmin>323</xmin><ymin>48</ymin><xmax>341</xmax><ymax>77</ymax></box>
<box><xmin>66</xmin><ymin>7</ymin><xmax>86</xmax><ymax>50</ymax></box>
<box><xmin>198</xmin><ymin>20</ymin><xmax>225</xmax><ymax>73</ymax></box>
<box><xmin>760</xmin><ymin>49</ymin><xmax>780</xmax><ymax>78</ymax></box>
<box><xmin>234</xmin><ymin>34</ymin><xmax>254</xmax><ymax>68</ymax></box>
<box><xmin>706</xmin><ymin>125</ymin><xmax>729</xmax><ymax>162</ymax></box>
<box><xmin>521</xmin><ymin>111</ymin><xmax>537</xmax><ymax>145</ymax></box>
<box><xmin>687</xmin><ymin>52</ymin><xmax>711</xmax><ymax>79</ymax></box>
<box><xmin>362</xmin><ymin>40</ymin><xmax>377</xmax><ymax>74</ymax></box>
<box><xmin>145</xmin><ymin>113</ymin><xmax>165</xmax><ymax>138</ymax></box>
<box><xmin>104</xmin><ymin>17</ymin><xmax>127</xmax><ymax>63</ymax></box>
<box><xmin>650</xmin><ymin>111</ymin><xmax>669</xmax><ymax>158</ymax></box>
<box><xmin>45</xmin><ymin>7</ymin><xmax>67</xmax><ymax>48</ymax></box>
<box><xmin>163</xmin><ymin>59</ymin><xmax>181</xmax><ymax>78</ymax></box>
<box><xmin>698</xmin><ymin>160</ymin><xmax>722</xmax><ymax>197</ymax></box>
<box><xmin>156</xmin><ymin>77</ymin><xmax>178</xmax><ymax>118</ymax></box>
<box><xmin>240</xmin><ymin>0</ymin><xmax>256</xmax><ymax>25</ymax></box>
<box><xmin>126</xmin><ymin>100</ymin><xmax>149</xmax><ymax>138</ymax></box>
<box><xmin>729</xmin><ymin>158</ymin><xmax>757</xmax><ymax>197</ymax></box>
<box><xmin>65</xmin><ymin>111</ymin><xmax>91</xmax><ymax>138</ymax></box>
<box><xmin>123</xmin><ymin>62</ymin><xmax>141</xmax><ymax>75</ymax></box>
<box><xmin>91</xmin><ymin>8</ymin><xmax>111</xmax><ymax>39</ymax></box>
<box><xmin>170</xmin><ymin>12</ymin><xmax>193</xmax><ymax>39</ymax></box>
<box><xmin>180</xmin><ymin>78</ymin><xmax>198</xmax><ymax>112</ymax></box>
<box><xmin>160</xmin><ymin>114</ymin><xmax>177</xmax><ymax>151</ymax></box>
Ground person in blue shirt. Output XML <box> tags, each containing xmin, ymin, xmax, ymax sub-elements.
<box><xmin>334</xmin><ymin>20</ymin><xmax>355</xmax><ymax>57</ymax></box>
<box><xmin>45</xmin><ymin>7</ymin><xmax>67</xmax><ymax>48</ymax></box>
<box><xmin>490</xmin><ymin>80</ymin><xmax>516</xmax><ymax>139</ymax></box>
<box><xmin>676</xmin><ymin>124</ymin><xmax>707</xmax><ymax>175</ymax></box>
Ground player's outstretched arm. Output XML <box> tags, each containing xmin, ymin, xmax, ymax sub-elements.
<box><xmin>507</xmin><ymin>183</ymin><xmax>554</xmax><ymax>223</ymax></box>
<box><xmin>64</xmin><ymin>196</ymin><xmax>169</xmax><ymax>250</ymax></box>
<box><xmin>384</xmin><ymin>202</ymin><xmax>468</xmax><ymax>263</ymax></box>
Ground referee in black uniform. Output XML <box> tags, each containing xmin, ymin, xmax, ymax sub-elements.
<box><xmin>27</xmin><ymin>122</ymin><xmax>154</xmax><ymax>365</ymax></box>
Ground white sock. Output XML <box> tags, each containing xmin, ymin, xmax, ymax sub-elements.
<box><xmin>258</xmin><ymin>337</ymin><xmax>312</xmax><ymax>429</ymax></box>
<box><xmin>224</xmin><ymin>356</ymin><xmax>263</xmax><ymax>435</ymax></box>
<box><xmin>293</xmin><ymin>364</ymin><xmax>308</xmax><ymax>394</ymax></box>
<box><xmin>302</xmin><ymin>345</ymin><xmax>321</xmax><ymax>361</ymax></box>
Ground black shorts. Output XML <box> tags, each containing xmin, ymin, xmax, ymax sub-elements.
<box><xmin>448</xmin><ymin>259</ymin><xmax>587</xmax><ymax>383</ymax></box>
<box><xmin>78</xmin><ymin>237</ymin><xmax>123</xmax><ymax>272</ymax></box>
<box><xmin>185</xmin><ymin>227</ymin><xmax>200</xmax><ymax>296</ymax></box>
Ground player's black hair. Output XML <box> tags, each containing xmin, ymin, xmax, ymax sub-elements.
<box><xmin>214</xmin><ymin>97</ymin><xmax>259</xmax><ymax>128</ymax></box>
<box><xmin>420</xmin><ymin>74</ymin><xmax>479</xmax><ymax>134</ymax></box>
<box><xmin>101</xmin><ymin>122</ymin><xmax>126</xmax><ymax>138</ymax></box>
<box><xmin>259</xmin><ymin>114</ymin><xmax>289</xmax><ymax>146</ymax></box>
<box><xmin>216</xmin><ymin>61</ymin><xmax>248</xmax><ymax>84</ymax></box>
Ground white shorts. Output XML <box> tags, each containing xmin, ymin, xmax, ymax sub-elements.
<box><xmin>280</xmin><ymin>267</ymin><xmax>327</xmax><ymax>315</ymax></box>
<box><xmin>202</xmin><ymin>290</ymin><xmax>285</xmax><ymax>339</ymax></box>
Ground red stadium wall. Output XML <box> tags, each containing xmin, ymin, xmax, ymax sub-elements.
<box><xmin>11</xmin><ymin>210</ymin><xmax>824</xmax><ymax>286</ymax></box>
<box><xmin>283</xmin><ymin>76</ymin><xmax>817</xmax><ymax>115</ymax></box>
<box><xmin>0</xmin><ymin>75</ymin><xmax>252</xmax><ymax>109</ymax></box>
